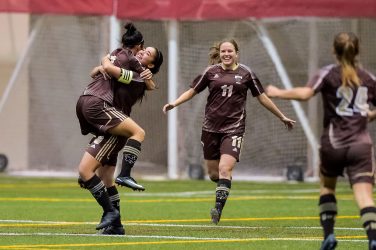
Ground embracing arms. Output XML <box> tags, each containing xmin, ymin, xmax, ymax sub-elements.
<box><xmin>101</xmin><ymin>56</ymin><xmax>155</xmax><ymax>90</ymax></box>
<box><xmin>90</xmin><ymin>55</ymin><xmax>155</xmax><ymax>90</ymax></box>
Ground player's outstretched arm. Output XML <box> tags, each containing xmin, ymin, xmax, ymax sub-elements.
<box><xmin>256</xmin><ymin>93</ymin><xmax>296</xmax><ymax>130</ymax></box>
<box><xmin>265</xmin><ymin>85</ymin><xmax>314</xmax><ymax>101</ymax></box>
<box><xmin>163</xmin><ymin>88</ymin><xmax>197</xmax><ymax>114</ymax></box>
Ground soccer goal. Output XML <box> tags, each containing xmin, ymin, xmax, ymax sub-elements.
<box><xmin>1</xmin><ymin>15</ymin><xmax>375</xmax><ymax>180</ymax></box>
<box><xmin>167</xmin><ymin>18</ymin><xmax>376</xmax><ymax>181</ymax></box>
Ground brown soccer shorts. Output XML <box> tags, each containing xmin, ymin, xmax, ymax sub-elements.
<box><xmin>201</xmin><ymin>130</ymin><xmax>244</xmax><ymax>162</ymax></box>
<box><xmin>320</xmin><ymin>143</ymin><xmax>375</xmax><ymax>185</ymax></box>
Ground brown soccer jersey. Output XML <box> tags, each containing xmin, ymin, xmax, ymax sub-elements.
<box><xmin>191</xmin><ymin>64</ymin><xmax>264</xmax><ymax>133</ymax></box>
<box><xmin>82</xmin><ymin>48</ymin><xmax>144</xmax><ymax>108</ymax></box>
<box><xmin>307</xmin><ymin>64</ymin><xmax>376</xmax><ymax>148</ymax></box>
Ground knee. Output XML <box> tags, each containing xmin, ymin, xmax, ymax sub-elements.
<box><xmin>139</xmin><ymin>129</ymin><xmax>145</xmax><ymax>141</ymax></box>
<box><xmin>134</xmin><ymin>128</ymin><xmax>145</xmax><ymax>142</ymax></box>
<box><xmin>78</xmin><ymin>168</ymin><xmax>87</xmax><ymax>180</ymax></box>
<box><xmin>139</xmin><ymin>129</ymin><xmax>146</xmax><ymax>141</ymax></box>
<box><xmin>78</xmin><ymin>176</ymin><xmax>88</xmax><ymax>189</ymax></box>
<box><xmin>207</xmin><ymin>169</ymin><xmax>219</xmax><ymax>182</ymax></box>
<box><xmin>209</xmin><ymin>174</ymin><xmax>219</xmax><ymax>183</ymax></box>
<box><xmin>218</xmin><ymin>166</ymin><xmax>231</xmax><ymax>179</ymax></box>
<box><xmin>78</xmin><ymin>164</ymin><xmax>94</xmax><ymax>180</ymax></box>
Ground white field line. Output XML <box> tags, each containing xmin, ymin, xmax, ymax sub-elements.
<box><xmin>0</xmin><ymin>232</ymin><xmax>368</xmax><ymax>243</ymax></box>
<box><xmin>0</xmin><ymin>233</ymin><xmax>231</xmax><ymax>240</ymax></box>
<box><xmin>0</xmin><ymin>219</ymin><xmax>364</xmax><ymax>231</ymax></box>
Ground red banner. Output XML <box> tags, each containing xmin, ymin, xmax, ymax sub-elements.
<box><xmin>116</xmin><ymin>0</ymin><xmax>376</xmax><ymax>20</ymax></box>
<box><xmin>1</xmin><ymin>0</ymin><xmax>375</xmax><ymax>19</ymax></box>
<box><xmin>0</xmin><ymin>0</ymin><xmax>113</xmax><ymax>15</ymax></box>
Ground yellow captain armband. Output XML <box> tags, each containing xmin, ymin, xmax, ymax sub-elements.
<box><xmin>118</xmin><ymin>68</ymin><xmax>133</xmax><ymax>84</ymax></box>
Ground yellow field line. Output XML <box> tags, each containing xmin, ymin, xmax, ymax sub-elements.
<box><xmin>0</xmin><ymin>195</ymin><xmax>354</xmax><ymax>203</ymax></box>
<box><xmin>0</xmin><ymin>215</ymin><xmax>359</xmax><ymax>227</ymax></box>
<box><xmin>0</xmin><ymin>235</ymin><xmax>367</xmax><ymax>249</ymax></box>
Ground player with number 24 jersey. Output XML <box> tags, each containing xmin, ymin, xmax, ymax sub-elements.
<box><xmin>307</xmin><ymin>64</ymin><xmax>376</xmax><ymax>148</ymax></box>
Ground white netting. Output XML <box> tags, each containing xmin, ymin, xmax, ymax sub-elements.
<box><xmin>2</xmin><ymin>17</ymin><xmax>376</xmax><ymax>178</ymax></box>
<box><xmin>27</xmin><ymin>15</ymin><xmax>108</xmax><ymax>171</ymax></box>
<box><xmin>175</xmin><ymin>19</ymin><xmax>376</xmax><ymax>178</ymax></box>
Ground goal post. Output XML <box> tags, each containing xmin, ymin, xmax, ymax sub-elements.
<box><xmin>252</xmin><ymin>20</ymin><xmax>320</xmax><ymax>180</ymax></box>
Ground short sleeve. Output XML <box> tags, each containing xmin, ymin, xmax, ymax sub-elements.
<box><xmin>191</xmin><ymin>68</ymin><xmax>211</xmax><ymax>93</ymax></box>
<box><xmin>247</xmin><ymin>71</ymin><xmax>264</xmax><ymax>97</ymax></box>
<box><xmin>306</xmin><ymin>65</ymin><xmax>334</xmax><ymax>94</ymax></box>
<box><xmin>189</xmin><ymin>75</ymin><xmax>202</xmax><ymax>88</ymax></box>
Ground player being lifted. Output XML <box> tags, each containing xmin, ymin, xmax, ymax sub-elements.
<box><xmin>266</xmin><ymin>32</ymin><xmax>376</xmax><ymax>250</ymax></box>
<box><xmin>163</xmin><ymin>39</ymin><xmax>295</xmax><ymax>224</ymax></box>
<box><xmin>76</xmin><ymin>22</ymin><xmax>163</xmax><ymax>234</ymax></box>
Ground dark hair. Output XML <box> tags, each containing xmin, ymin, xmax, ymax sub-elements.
<box><xmin>334</xmin><ymin>32</ymin><xmax>360</xmax><ymax>87</ymax></box>
<box><xmin>121</xmin><ymin>22</ymin><xmax>144</xmax><ymax>48</ymax></box>
<box><xmin>149</xmin><ymin>48</ymin><xmax>163</xmax><ymax>74</ymax></box>
<box><xmin>218</xmin><ymin>39</ymin><xmax>239</xmax><ymax>53</ymax></box>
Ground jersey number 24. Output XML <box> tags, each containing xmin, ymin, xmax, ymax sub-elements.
<box><xmin>336</xmin><ymin>86</ymin><xmax>369</xmax><ymax>116</ymax></box>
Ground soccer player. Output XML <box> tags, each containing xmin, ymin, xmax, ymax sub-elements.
<box><xmin>266</xmin><ymin>32</ymin><xmax>376</xmax><ymax>250</ymax></box>
<box><xmin>90</xmin><ymin>23</ymin><xmax>156</xmax><ymax>192</ymax></box>
<box><xmin>163</xmin><ymin>39</ymin><xmax>295</xmax><ymax>225</ymax></box>
<box><xmin>76</xmin><ymin>22</ymin><xmax>163</xmax><ymax>234</ymax></box>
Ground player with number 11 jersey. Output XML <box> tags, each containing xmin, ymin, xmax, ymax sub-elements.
<box><xmin>191</xmin><ymin>63</ymin><xmax>264</xmax><ymax>134</ymax></box>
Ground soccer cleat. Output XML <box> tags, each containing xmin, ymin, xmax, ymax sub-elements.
<box><xmin>320</xmin><ymin>234</ymin><xmax>337</xmax><ymax>250</ymax></box>
<box><xmin>115</xmin><ymin>176</ymin><xmax>145</xmax><ymax>191</ymax></box>
<box><xmin>370</xmin><ymin>240</ymin><xmax>376</xmax><ymax>250</ymax></box>
<box><xmin>96</xmin><ymin>210</ymin><xmax>120</xmax><ymax>230</ymax></box>
<box><xmin>210</xmin><ymin>207</ymin><xmax>222</xmax><ymax>225</ymax></box>
<box><xmin>99</xmin><ymin>225</ymin><xmax>125</xmax><ymax>235</ymax></box>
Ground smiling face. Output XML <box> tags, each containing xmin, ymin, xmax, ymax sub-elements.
<box><xmin>220</xmin><ymin>42</ymin><xmax>238</xmax><ymax>69</ymax></box>
<box><xmin>136</xmin><ymin>47</ymin><xmax>157</xmax><ymax>69</ymax></box>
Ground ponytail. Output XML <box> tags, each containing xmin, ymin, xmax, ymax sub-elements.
<box><xmin>334</xmin><ymin>32</ymin><xmax>360</xmax><ymax>88</ymax></box>
<box><xmin>208</xmin><ymin>43</ymin><xmax>220</xmax><ymax>65</ymax></box>
<box><xmin>121</xmin><ymin>21</ymin><xmax>144</xmax><ymax>48</ymax></box>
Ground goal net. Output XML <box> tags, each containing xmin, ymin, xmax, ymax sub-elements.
<box><xmin>172</xmin><ymin>19</ymin><xmax>376</xmax><ymax>179</ymax></box>
<box><xmin>1</xmin><ymin>16</ymin><xmax>376</xmax><ymax>180</ymax></box>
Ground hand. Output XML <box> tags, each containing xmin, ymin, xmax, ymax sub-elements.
<box><xmin>367</xmin><ymin>110</ymin><xmax>376</xmax><ymax>122</ymax></box>
<box><xmin>140</xmin><ymin>69</ymin><xmax>153</xmax><ymax>80</ymax></box>
<box><xmin>281</xmin><ymin>116</ymin><xmax>296</xmax><ymax>130</ymax></box>
<box><xmin>265</xmin><ymin>85</ymin><xmax>281</xmax><ymax>98</ymax></box>
<box><xmin>98</xmin><ymin>65</ymin><xmax>111</xmax><ymax>80</ymax></box>
<box><xmin>163</xmin><ymin>104</ymin><xmax>175</xmax><ymax>114</ymax></box>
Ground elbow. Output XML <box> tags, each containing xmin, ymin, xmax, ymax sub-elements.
<box><xmin>295</xmin><ymin>89</ymin><xmax>314</xmax><ymax>101</ymax></box>
<box><xmin>102</xmin><ymin>63</ymin><xmax>111</xmax><ymax>73</ymax></box>
<box><xmin>298</xmin><ymin>95</ymin><xmax>310</xmax><ymax>101</ymax></box>
<box><xmin>300</xmin><ymin>91</ymin><xmax>314</xmax><ymax>101</ymax></box>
